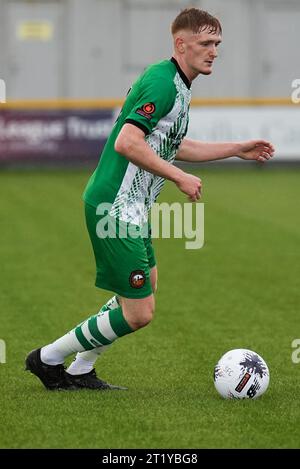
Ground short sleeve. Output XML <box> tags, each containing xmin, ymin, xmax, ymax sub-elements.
<box><xmin>125</xmin><ymin>74</ymin><xmax>176</xmax><ymax>136</ymax></box>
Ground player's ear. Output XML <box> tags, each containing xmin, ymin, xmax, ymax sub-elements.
<box><xmin>175</xmin><ymin>36</ymin><xmax>185</xmax><ymax>54</ymax></box>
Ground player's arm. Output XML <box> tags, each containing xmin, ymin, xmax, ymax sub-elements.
<box><xmin>115</xmin><ymin>124</ymin><xmax>202</xmax><ymax>201</ymax></box>
<box><xmin>176</xmin><ymin>138</ymin><xmax>275</xmax><ymax>163</ymax></box>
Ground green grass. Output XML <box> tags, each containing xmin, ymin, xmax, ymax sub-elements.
<box><xmin>1</xmin><ymin>165</ymin><xmax>300</xmax><ymax>448</ymax></box>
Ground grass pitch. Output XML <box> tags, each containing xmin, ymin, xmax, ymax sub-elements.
<box><xmin>0</xmin><ymin>165</ymin><xmax>300</xmax><ymax>449</ymax></box>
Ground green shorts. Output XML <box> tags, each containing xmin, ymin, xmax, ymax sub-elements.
<box><xmin>85</xmin><ymin>203</ymin><xmax>156</xmax><ymax>299</ymax></box>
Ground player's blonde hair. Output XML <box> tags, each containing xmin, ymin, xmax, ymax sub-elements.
<box><xmin>171</xmin><ymin>8</ymin><xmax>222</xmax><ymax>35</ymax></box>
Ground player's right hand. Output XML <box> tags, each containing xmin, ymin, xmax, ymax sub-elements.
<box><xmin>175</xmin><ymin>172</ymin><xmax>202</xmax><ymax>202</ymax></box>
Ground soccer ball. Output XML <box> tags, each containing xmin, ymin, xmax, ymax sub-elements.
<box><xmin>214</xmin><ymin>349</ymin><xmax>270</xmax><ymax>399</ymax></box>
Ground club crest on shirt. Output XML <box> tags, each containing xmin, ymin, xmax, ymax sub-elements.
<box><xmin>135</xmin><ymin>102</ymin><xmax>156</xmax><ymax>120</ymax></box>
<box><xmin>129</xmin><ymin>270</ymin><xmax>146</xmax><ymax>288</ymax></box>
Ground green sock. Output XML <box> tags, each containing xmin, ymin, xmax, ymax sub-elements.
<box><xmin>75</xmin><ymin>305</ymin><xmax>133</xmax><ymax>350</ymax></box>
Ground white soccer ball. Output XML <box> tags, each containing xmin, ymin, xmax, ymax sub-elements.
<box><xmin>214</xmin><ymin>349</ymin><xmax>270</xmax><ymax>399</ymax></box>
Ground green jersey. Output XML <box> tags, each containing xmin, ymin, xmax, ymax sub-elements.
<box><xmin>83</xmin><ymin>57</ymin><xmax>192</xmax><ymax>226</ymax></box>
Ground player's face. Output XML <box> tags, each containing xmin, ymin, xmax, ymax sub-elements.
<box><xmin>180</xmin><ymin>29</ymin><xmax>222</xmax><ymax>78</ymax></box>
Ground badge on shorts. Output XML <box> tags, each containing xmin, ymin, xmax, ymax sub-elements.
<box><xmin>135</xmin><ymin>102</ymin><xmax>156</xmax><ymax>120</ymax></box>
<box><xmin>129</xmin><ymin>270</ymin><xmax>146</xmax><ymax>289</ymax></box>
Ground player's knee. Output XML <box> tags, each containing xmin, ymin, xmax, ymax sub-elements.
<box><xmin>131</xmin><ymin>303</ymin><xmax>155</xmax><ymax>330</ymax></box>
<box><xmin>121</xmin><ymin>295</ymin><xmax>155</xmax><ymax>330</ymax></box>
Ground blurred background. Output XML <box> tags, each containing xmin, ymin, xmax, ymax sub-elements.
<box><xmin>0</xmin><ymin>0</ymin><xmax>299</xmax><ymax>164</ymax></box>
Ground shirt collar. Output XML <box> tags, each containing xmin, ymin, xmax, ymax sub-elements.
<box><xmin>170</xmin><ymin>57</ymin><xmax>191</xmax><ymax>89</ymax></box>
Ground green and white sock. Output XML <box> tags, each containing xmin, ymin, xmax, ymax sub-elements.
<box><xmin>66</xmin><ymin>296</ymin><xmax>118</xmax><ymax>375</ymax></box>
<box><xmin>41</xmin><ymin>296</ymin><xmax>132</xmax><ymax>366</ymax></box>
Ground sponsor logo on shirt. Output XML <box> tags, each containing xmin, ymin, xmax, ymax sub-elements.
<box><xmin>135</xmin><ymin>102</ymin><xmax>156</xmax><ymax>120</ymax></box>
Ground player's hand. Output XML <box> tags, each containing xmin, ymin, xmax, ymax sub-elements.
<box><xmin>175</xmin><ymin>172</ymin><xmax>202</xmax><ymax>202</ymax></box>
<box><xmin>237</xmin><ymin>140</ymin><xmax>275</xmax><ymax>163</ymax></box>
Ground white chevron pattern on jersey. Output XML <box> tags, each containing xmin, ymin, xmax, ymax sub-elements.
<box><xmin>110</xmin><ymin>72</ymin><xmax>191</xmax><ymax>226</ymax></box>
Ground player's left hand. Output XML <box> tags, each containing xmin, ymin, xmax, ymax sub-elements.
<box><xmin>237</xmin><ymin>140</ymin><xmax>275</xmax><ymax>163</ymax></box>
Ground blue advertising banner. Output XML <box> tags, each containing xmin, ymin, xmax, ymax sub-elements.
<box><xmin>0</xmin><ymin>108</ymin><xmax>115</xmax><ymax>164</ymax></box>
